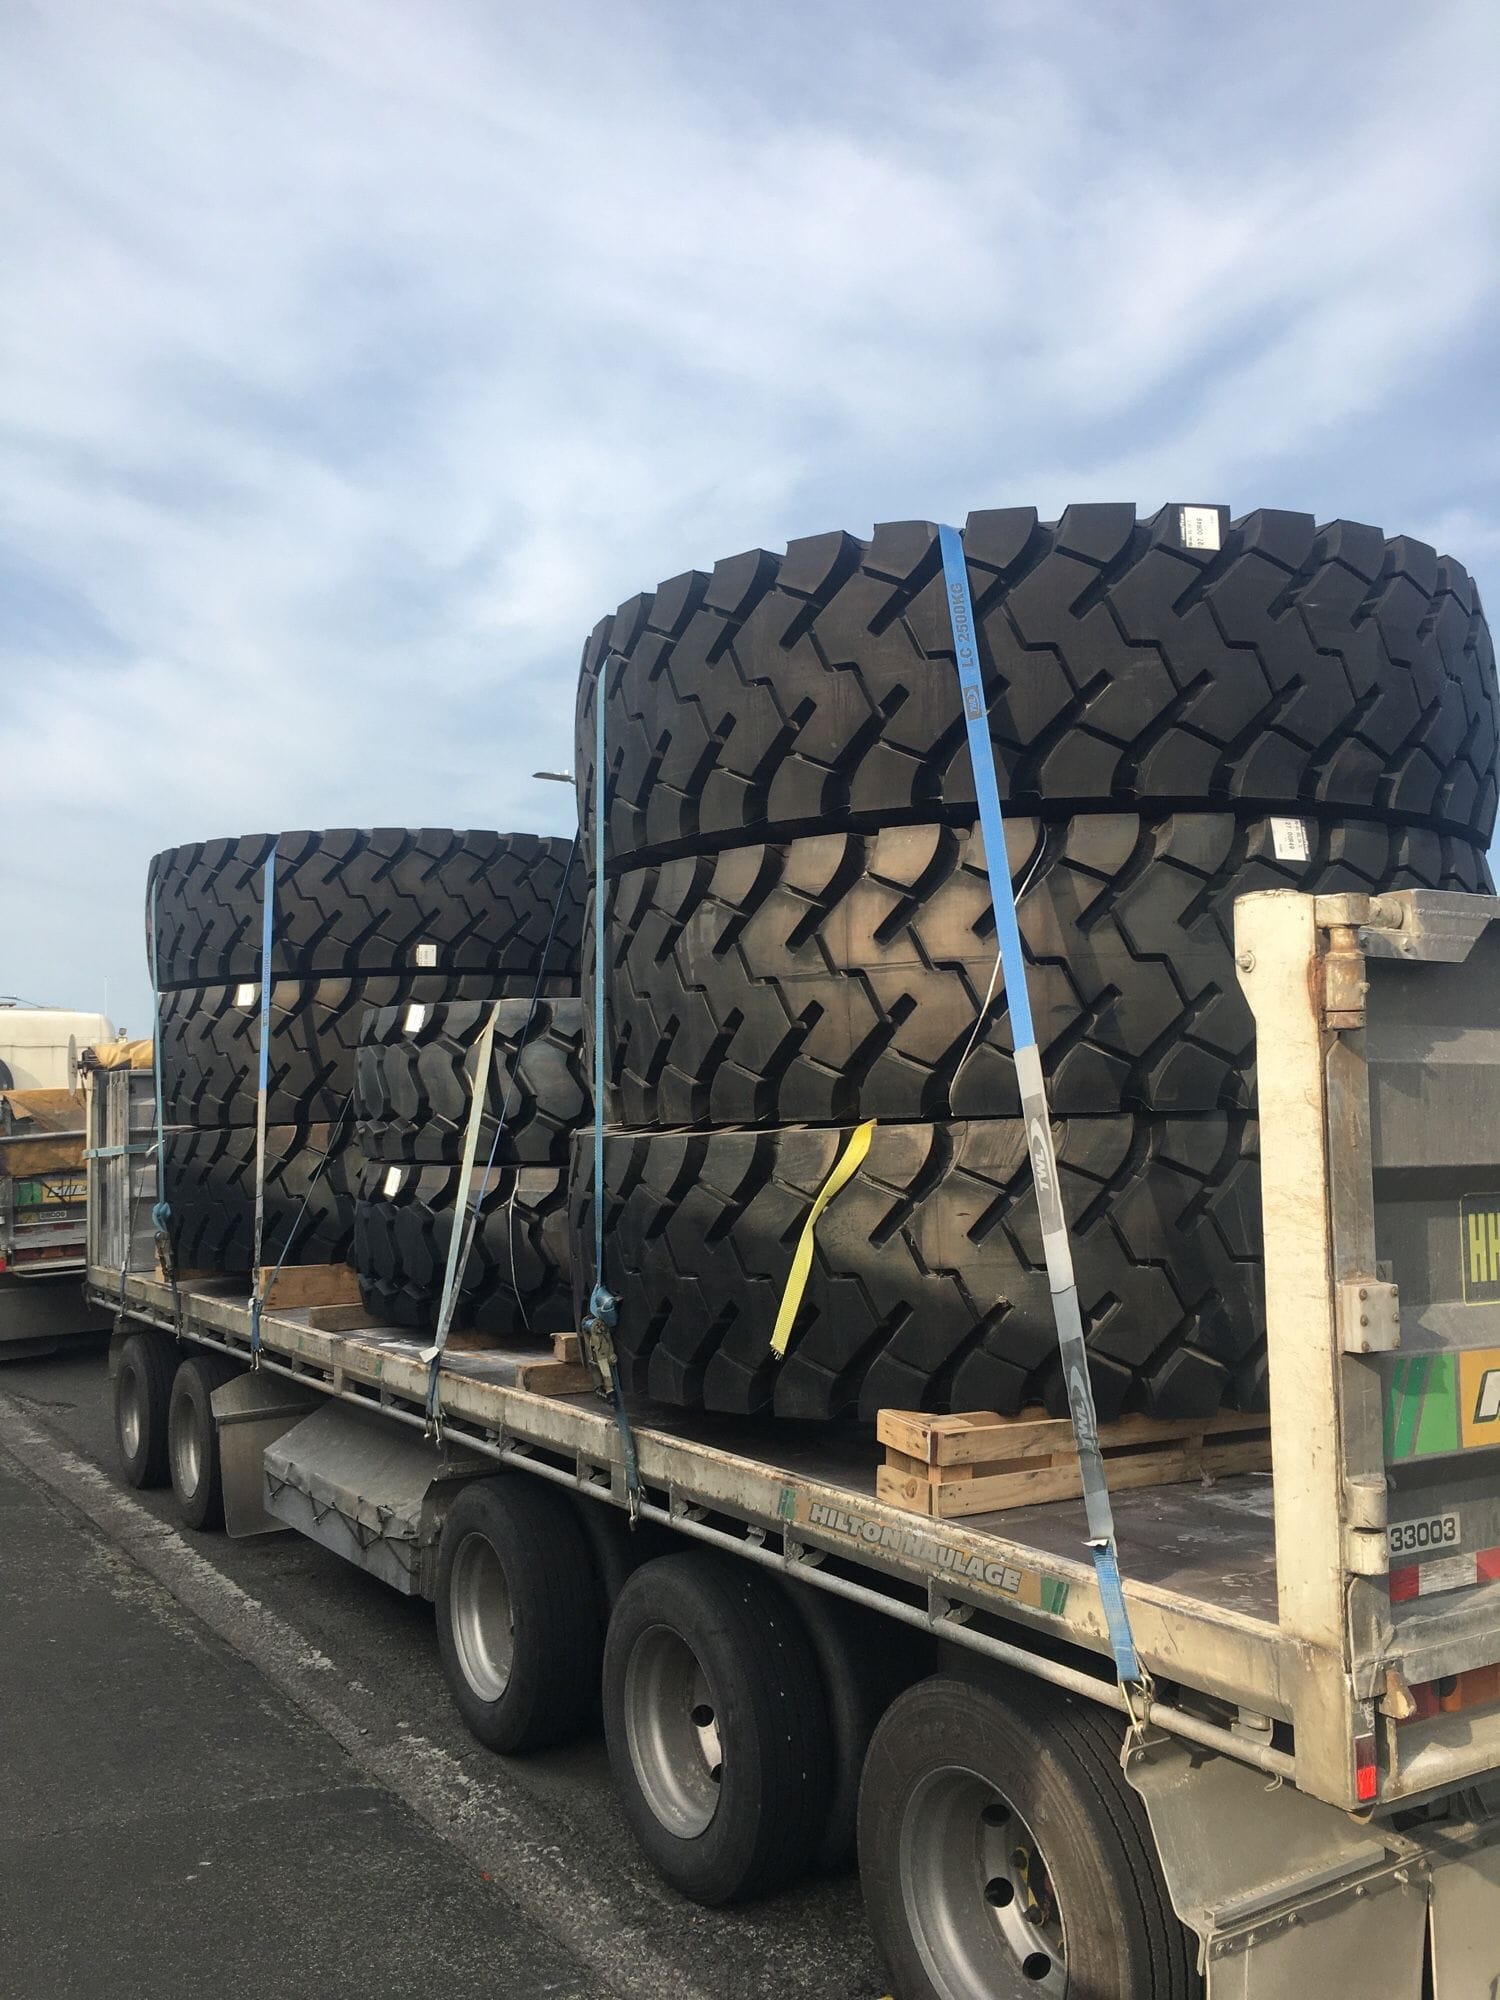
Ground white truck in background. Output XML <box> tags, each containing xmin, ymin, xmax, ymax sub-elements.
<box><xmin>1</xmin><ymin>1002</ymin><xmax>117</xmax><ymax>1354</ymax></box>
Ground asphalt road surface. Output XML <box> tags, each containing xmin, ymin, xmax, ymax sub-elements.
<box><xmin>0</xmin><ymin>1334</ymin><xmax>889</xmax><ymax>2000</ymax></box>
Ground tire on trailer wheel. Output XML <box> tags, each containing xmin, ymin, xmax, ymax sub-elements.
<box><xmin>858</xmin><ymin>1672</ymin><xmax>1200</xmax><ymax>2000</ymax></box>
<box><xmin>776</xmin><ymin>1581</ymin><xmax>928</xmax><ymax>1876</ymax></box>
<box><xmin>435</xmin><ymin>1476</ymin><xmax>603</xmax><ymax>1753</ymax></box>
<box><xmin>114</xmin><ymin>1329</ymin><xmax>177</xmax><ymax>1488</ymax></box>
<box><xmin>602</xmin><ymin>1550</ymin><xmax>833</xmax><ymax>1905</ymax></box>
<box><xmin>167</xmin><ymin>1353</ymin><xmax>242</xmax><ymax>1531</ymax></box>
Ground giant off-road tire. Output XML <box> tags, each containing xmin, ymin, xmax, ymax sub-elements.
<box><xmin>578</xmin><ymin>506</ymin><xmax>1498</xmax><ymax>866</ymax></box>
<box><xmin>571</xmin><ymin>1116</ymin><xmax>1264</xmax><ymax>1423</ymax></box>
<box><xmin>355</xmin><ymin>998</ymin><xmax>587</xmax><ymax>1165</ymax></box>
<box><xmin>156</xmin><ymin>971</ymin><xmax>570</xmax><ymax>1129</ymax></box>
<box><xmin>594</xmin><ymin>814</ymin><xmax>1491</xmax><ymax>1127</ymax></box>
<box><xmin>162</xmin><ymin>1123</ymin><xmax>358</xmax><ymax>1271</ymax></box>
<box><xmin>353</xmin><ymin>1160</ymin><xmax>572</xmax><ymax>1339</ymax></box>
<box><xmin>147</xmin><ymin>829</ymin><xmax>584</xmax><ymax>990</ymax></box>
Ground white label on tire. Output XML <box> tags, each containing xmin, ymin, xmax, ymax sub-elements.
<box><xmin>383</xmin><ymin>1166</ymin><xmax>404</xmax><ymax>1198</ymax></box>
<box><xmin>414</xmin><ymin>942</ymin><xmax>438</xmax><ymax>968</ymax></box>
<box><xmin>1271</xmin><ymin>817</ymin><xmax>1311</xmax><ymax>863</ymax></box>
<box><xmin>1180</xmin><ymin>505</ymin><xmax>1221</xmax><ymax>550</ymax></box>
<box><xmin>234</xmin><ymin>982</ymin><xmax>258</xmax><ymax>1007</ymax></box>
<box><xmin>403</xmin><ymin>1003</ymin><xmax>428</xmax><ymax>1033</ymax></box>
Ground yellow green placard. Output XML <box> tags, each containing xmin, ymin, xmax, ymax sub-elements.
<box><xmin>1386</xmin><ymin>1349</ymin><xmax>1500</xmax><ymax>1462</ymax></box>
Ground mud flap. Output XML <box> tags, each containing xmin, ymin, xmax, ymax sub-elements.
<box><xmin>1125</xmin><ymin>1734</ymin><xmax>1500</xmax><ymax>1997</ymax></box>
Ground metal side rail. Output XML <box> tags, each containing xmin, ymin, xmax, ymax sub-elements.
<box><xmin>88</xmin><ymin>1263</ymin><xmax>1300</xmax><ymax>1783</ymax></box>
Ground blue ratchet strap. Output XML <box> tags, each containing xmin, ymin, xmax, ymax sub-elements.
<box><xmin>249</xmin><ymin>841</ymin><xmax>279</xmax><ymax>1362</ymax></box>
<box><xmin>147</xmin><ymin>878</ymin><xmax>180</xmax><ymax>1329</ymax></box>
<box><xmin>588</xmin><ymin>657</ymin><xmax>641</xmax><ymax>1517</ymax></box>
<box><xmin>937</xmin><ymin>524</ymin><xmax>1143</xmax><ymax>1691</ymax></box>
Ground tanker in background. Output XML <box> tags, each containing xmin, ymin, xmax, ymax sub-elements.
<box><xmin>1</xmin><ymin>1002</ymin><xmax>118</xmax><ymax>1354</ymax></box>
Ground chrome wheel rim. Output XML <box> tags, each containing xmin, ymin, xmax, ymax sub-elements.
<box><xmin>450</xmin><ymin>1532</ymin><xmax>513</xmax><ymax>1703</ymax></box>
<box><xmin>899</xmin><ymin>1766</ymin><xmax>1066</xmax><ymax>1997</ymax></box>
<box><xmin>623</xmin><ymin>1624</ymin><xmax>723</xmax><ymax>1838</ymax></box>
<box><xmin>168</xmin><ymin>1391</ymin><xmax>201</xmax><ymax>1497</ymax></box>
<box><xmin>120</xmin><ymin>1375</ymin><xmax>144</xmax><ymax>1462</ymax></box>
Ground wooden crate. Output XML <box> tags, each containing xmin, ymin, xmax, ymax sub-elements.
<box><xmin>876</xmin><ymin>1406</ymin><xmax>1272</xmax><ymax>1520</ymax></box>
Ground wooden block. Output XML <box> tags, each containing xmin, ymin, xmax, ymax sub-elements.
<box><xmin>552</xmin><ymin>1332</ymin><xmax>583</xmax><ymax>1365</ymax></box>
<box><xmin>442</xmin><ymin>1329</ymin><xmax>495</xmax><ymax>1352</ymax></box>
<box><xmin>258</xmin><ymin>1263</ymin><xmax>362</xmax><ymax>1309</ymax></box>
<box><xmin>513</xmin><ymin>1358</ymin><xmax>595</xmax><ymax>1397</ymax></box>
<box><xmin>304</xmin><ymin>1303</ymin><xmax>373</xmax><ymax>1332</ymax></box>
<box><xmin>876</xmin><ymin>1416</ymin><xmax>1273</xmax><ymax>1521</ymax></box>
<box><xmin>155</xmin><ymin>1256</ymin><xmax>222</xmax><ymax>1284</ymax></box>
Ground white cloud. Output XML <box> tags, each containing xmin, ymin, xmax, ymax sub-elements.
<box><xmin>1</xmin><ymin>0</ymin><xmax>1499</xmax><ymax>1023</ymax></box>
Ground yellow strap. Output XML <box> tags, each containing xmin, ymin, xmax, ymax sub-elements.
<box><xmin>769</xmin><ymin>1119</ymin><xmax>876</xmax><ymax>1359</ymax></box>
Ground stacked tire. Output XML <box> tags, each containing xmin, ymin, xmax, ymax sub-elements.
<box><xmin>148</xmin><ymin>828</ymin><xmax>583</xmax><ymax>1291</ymax></box>
<box><xmin>571</xmin><ymin>503</ymin><xmax>1498</xmax><ymax>1425</ymax></box>
<box><xmin>351</xmin><ymin>996</ymin><xmax>587</xmax><ymax>1337</ymax></box>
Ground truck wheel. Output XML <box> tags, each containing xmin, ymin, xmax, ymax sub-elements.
<box><xmin>114</xmin><ymin>1330</ymin><xmax>177</xmax><ymax>1488</ymax></box>
<box><xmin>858</xmin><ymin>1674</ymin><xmax>1200</xmax><ymax>2000</ymax></box>
<box><xmin>778</xmin><ymin>1581</ymin><xmax>926</xmax><ymax>1875</ymax></box>
<box><xmin>435</xmin><ymin>1477</ymin><xmax>602</xmax><ymax>1753</ymax></box>
<box><xmin>603</xmin><ymin>1551</ymin><xmax>832</xmax><ymax>1905</ymax></box>
<box><xmin>570</xmin><ymin>1498</ymin><xmax>675</xmax><ymax>1614</ymax></box>
<box><xmin>167</xmin><ymin>1354</ymin><xmax>241</xmax><ymax>1531</ymax></box>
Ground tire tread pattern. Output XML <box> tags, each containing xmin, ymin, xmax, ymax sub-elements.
<box><xmin>148</xmin><ymin>829</ymin><xmax>584</xmax><ymax>988</ymax></box>
<box><xmin>596</xmin><ymin>815</ymin><xmax>1489</xmax><ymax>1124</ymax></box>
<box><xmin>353</xmin><ymin>1159</ymin><xmax>571</xmax><ymax>1337</ymax></box>
<box><xmin>571</xmin><ymin>1116</ymin><xmax>1264</xmax><ymax>1423</ymax></box>
<box><xmin>356</xmin><ymin>998</ymin><xmax>587</xmax><ymax>1164</ymax></box>
<box><xmin>577</xmin><ymin>506</ymin><xmax>1498</xmax><ymax>864</ymax></box>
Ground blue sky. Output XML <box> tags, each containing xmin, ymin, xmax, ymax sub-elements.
<box><xmin>3</xmin><ymin>0</ymin><xmax>1499</xmax><ymax>1029</ymax></box>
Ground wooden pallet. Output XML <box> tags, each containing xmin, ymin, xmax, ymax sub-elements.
<box><xmin>876</xmin><ymin>1406</ymin><xmax>1272</xmax><ymax>1520</ymax></box>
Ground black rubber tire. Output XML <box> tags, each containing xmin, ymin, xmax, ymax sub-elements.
<box><xmin>163</xmin><ymin>1124</ymin><xmax>357</xmax><ymax>1272</ymax></box>
<box><xmin>114</xmin><ymin>1329</ymin><xmax>177</xmax><ymax>1488</ymax></box>
<box><xmin>353</xmin><ymin>1160</ymin><xmax>571</xmax><ymax>1338</ymax></box>
<box><xmin>578</xmin><ymin>507</ymin><xmax>1498</xmax><ymax>867</ymax></box>
<box><xmin>356</xmin><ymin>998</ymin><xmax>587</xmax><ymax>1164</ymax></box>
<box><xmin>147</xmin><ymin>829</ymin><xmax>584</xmax><ymax>990</ymax></box>
<box><xmin>602</xmin><ymin>1551</ymin><xmax>833</xmax><ymax>1904</ymax></box>
<box><xmin>167</xmin><ymin>1353</ymin><xmax>241</xmax><ymax>1531</ymax></box>
<box><xmin>572</xmin><ymin>1116</ymin><xmax>1264</xmax><ymax>1423</ymax></box>
<box><xmin>158</xmin><ymin>972</ymin><xmax>570</xmax><ymax>1128</ymax></box>
<box><xmin>775</xmin><ymin>1582</ymin><xmax>926</xmax><ymax>1875</ymax></box>
<box><xmin>596</xmin><ymin>815</ymin><xmax>1491</xmax><ymax>1126</ymax></box>
<box><xmin>435</xmin><ymin>1477</ymin><xmax>604</xmax><ymax>1754</ymax></box>
<box><xmin>570</xmin><ymin>1501</ymin><xmax>679</xmax><ymax>1615</ymax></box>
<box><xmin>858</xmin><ymin>1673</ymin><xmax>1200</xmax><ymax>2000</ymax></box>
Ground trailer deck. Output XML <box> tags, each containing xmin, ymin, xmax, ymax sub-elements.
<box><xmin>87</xmin><ymin>1261</ymin><xmax>1293</xmax><ymax>1768</ymax></box>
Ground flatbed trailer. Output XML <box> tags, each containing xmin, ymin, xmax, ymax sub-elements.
<box><xmin>85</xmin><ymin>891</ymin><xmax>1500</xmax><ymax>1998</ymax></box>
